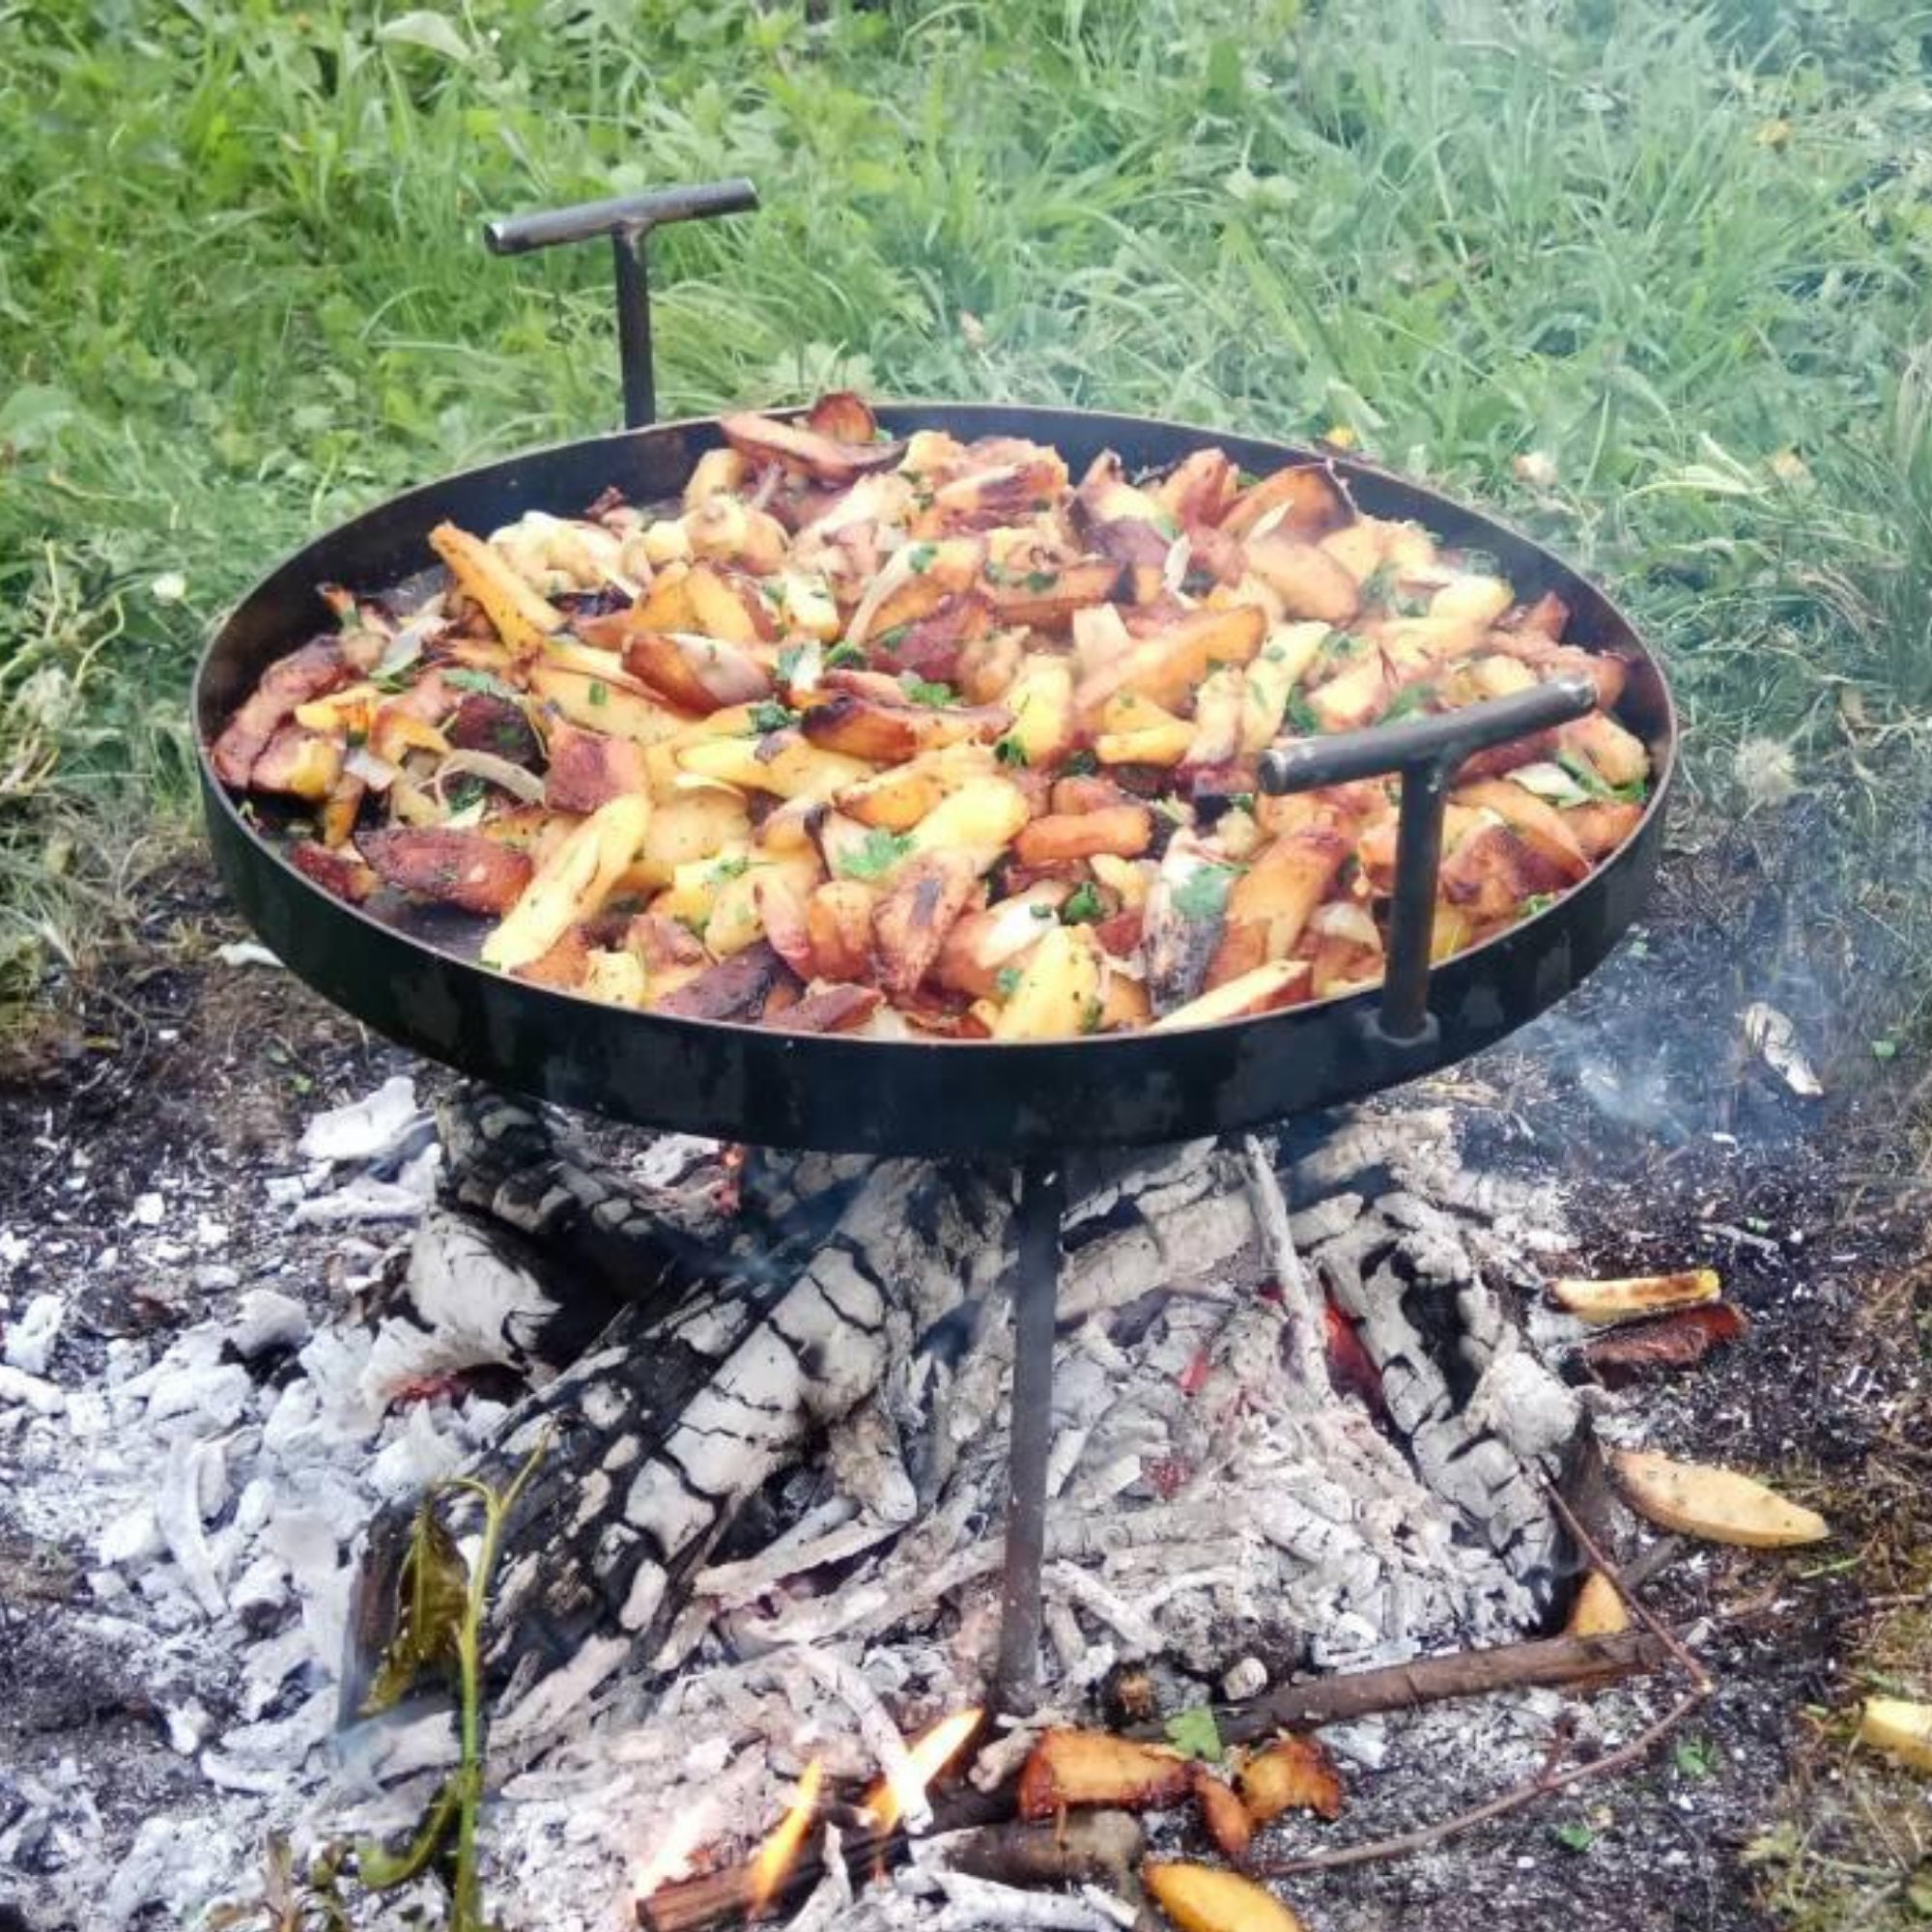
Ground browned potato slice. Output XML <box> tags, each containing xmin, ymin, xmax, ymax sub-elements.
<box><xmin>318</xmin><ymin>774</ymin><xmax>366</xmax><ymax>848</ymax></box>
<box><xmin>1610</xmin><ymin>1449</ymin><xmax>1829</xmax><ymax>1548</ymax></box>
<box><xmin>512</xmin><ymin>925</ymin><xmax>593</xmax><ymax>990</ymax></box>
<box><xmin>683</xmin><ymin>563</ymin><xmax>777</xmax><ymax>645</ymax></box>
<box><xmin>836</xmin><ymin>745</ymin><xmax>996</xmax><ymax>833</ymax></box>
<box><xmin>360</xmin><ymin>828</ymin><xmax>534</xmax><ymax>917</ymax></box>
<box><xmin>683</xmin><ymin>494</ymin><xmax>791</xmax><ymax>575</ymax></box>
<box><xmin>1151</xmin><ymin>960</ymin><xmax>1309</xmax><ymax>1031</ymax></box>
<box><xmin>994</xmin><ymin>924</ymin><xmax>1105</xmax><ymax>1040</ymax></box>
<box><xmin>621</xmin><ymin>631</ymin><xmax>773</xmax><ymax>715</ymax></box>
<box><xmin>1304</xmin><ymin>654</ymin><xmax>1390</xmax><ymax>732</ymax></box>
<box><xmin>1155</xmin><ymin>447</ymin><xmax>1238</xmax><ymax>527</ymax></box>
<box><xmin>1454</xmin><ymin>779</ymin><xmax>1589</xmax><ymax>882</ymax></box>
<box><xmin>1559</xmin><ymin>711</ymin><xmax>1651</xmax><ymax>787</ymax></box>
<box><xmin>906</xmin><ymin>776</ymin><xmax>1033</xmax><ymax>868</ymax></box>
<box><xmin>680</xmin><ymin>446</ymin><xmax>750</xmax><ymax>510</ymax></box>
<box><xmin>481</xmin><ymin>795</ymin><xmax>652</xmax><ymax>972</ymax></box>
<box><xmin>529</xmin><ymin>663</ymin><xmax>684</xmax><ymax>744</ymax></box>
<box><xmin>1014</xmin><ymin>805</ymin><xmax>1153</xmax><ymax>868</ymax></box>
<box><xmin>1220</xmin><ymin>463</ymin><xmax>1351</xmax><ymax>543</ymax></box>
<box><xmin>1186</xmin><ymin>668</ymin><xmax>1247</xmax><ymax>767</ymax></box>
<box><xmin>1192</xmin><ymin>1769</ymin><xmax>1254</xmax><ymax>1864</ymax></box>
<box><xmin>1002</xmin><ymin>654</ymin><xmax>1075</xmax><ymax>764</ymax></box>
<box><xmin>803</xmin><ymin>691</ymin><xmax>1009</xmax><ymax>763</ymax></box>
<box><xmin>1145</xmin><ymin>1863</ymin><xmax>1307</xmax><ymax>1932</ymax></box>
<box><xmin>1236</xmin><ymin>1734</ymin><xmax>1345</xmax><ymax>1824</ymax></box>
<box><xmin>1566</xmin><ymin>798</ymin><xmax>1645</xmax><ymax>859</ymax></box>
<box><xmin>1565</xmin><ymin>1572</ymin><xmax>1631</xmax><ymax>1636</ymax></box>
<box><xmin>653</xmin><ymin>942</ymin><xmax>785</xmax><ymax>1021</ymax></box>
<box><xmin>678</xmin><ymin>731</ymin><xmax>873</xmax><ymax>801</ymax></box>
<box><xmin>955</xmin><ymin>624</ymin><xmax>1027</xmax><ymax>702</ymax></box>
<box><xmin>1244</xmin><ymin>534</ymin><xmax>1360</xmax><ymax>623</ymax></box>
<box><xmin>1075</xmin><ymin>606</ymin><xmax>1266</xmax><ymax>719</ymax></box>
<box><xmin>1208</xmin><ymin>829</ymin><xmax>1350</xmax><ymax>987</ymax></box>
<box><xmin>1514</xmin><ymin>589</ymin><xmax>1571</xmax><ymax>639</ymax></box>
<box><xmin>1438</xmin><ymin>822</ymin><xmax>1573</xmax><ymax>921</ymax></box>
<box><xmin>981</xmin><ymin>556</ymin><xmax>1127</xmax><ymax>631</ymax></box>
<box><xmin>719</xmin><ymin>410</ymin><xmax>906</xmax><ymax>485</ymax></box>
<box><xmin>807</xmin><ymin>879</ymin><xmax>877</xmax><ymax>982</ymax></box>
<box><xmin>292</xmin><ymin>839</ymin><xmax>377</xmax><ymax>904</ymax></box>
<box><xmin>805</xmin><ymin>390</ymin><xmax>879</xmax><ymax>443</ymax></box>
<box><xmin>429</xmin><ymin>522</ymin><xmax>566</xmax><ymax>655</ymax></box>
<box><xmin>1015</xmin><ymin>1729</ymin><xmax>1192</xmax><ymax>1819</ymax></box>
<box><xmin>871</xmin><ymin>851</ymin><xmax>983</xmax><ymax>997</ymax></box>
<box><xmin>622</xmin><ymin>567</ymin><xmax>699</xmax><ymax>636</ymax></box>
<box><xmin>1548</xmin><ymin>1268</ymin><xmax>1719</xmax><ymax>1324</ymax></box>
<box><xmin>248</xmin><ymin>724</ymin><xmax>342</xmax><ymax>801</ymax></box>
<box><xmin>934</xmin><ymin>883</ymin><xmax>1071</xmax><ymax>998</ymax></box>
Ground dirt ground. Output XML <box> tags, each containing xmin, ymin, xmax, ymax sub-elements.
<box><xmin>1</xmin><ymin>810</ymin><xmax>1928</xmax><ymax>1931</ymax></box>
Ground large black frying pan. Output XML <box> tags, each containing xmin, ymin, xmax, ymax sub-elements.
<box><xmin>192</xmin><ymin>197</ymin><xmax>1674</xmax><ymax>1159</ymax></box>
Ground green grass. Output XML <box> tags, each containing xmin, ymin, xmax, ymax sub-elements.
<box><xmin>4</xmin><ymin>0</ymin><xmax>1932</xmax><ymax>1012</ymax></box>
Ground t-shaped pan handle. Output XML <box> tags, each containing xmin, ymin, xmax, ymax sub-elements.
<box><xmin>484</xmin><ymin>180</ymin><xmax>759</xmax><ymax>431</ymax></box>
<box><xmin>1259</xmin><ymin>670</ymin><xmax>1600</xmax><ymax>1048</ymax></box>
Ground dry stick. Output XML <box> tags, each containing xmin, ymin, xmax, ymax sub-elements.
<box><xmin>1127</xmin><ymin>1629</ymin><xmax>1671</xmax><ymax>1747</ymax></box>
<box><xmin>1254</xmin><ymin>1480</ymin><xmax>1714</xmax><ymax>1880</ymax></box>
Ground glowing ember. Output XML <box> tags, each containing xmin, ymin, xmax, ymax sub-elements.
<box><xmin>865</xmin><ymin>1708</ymin><xmax>983</xmax><ymax>1833</ymax></box>
<box><xmin>747</xmin><ymin>1759</ymin><xmax>824</xmax><ymax>1917</ymax></box>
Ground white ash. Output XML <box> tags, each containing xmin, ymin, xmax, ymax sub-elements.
<box><xmin>2</xmin><ymin>1090</ymin><xmax>1619</xmax><ymax>1932</ymax></box>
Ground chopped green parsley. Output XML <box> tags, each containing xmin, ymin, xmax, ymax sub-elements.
<box><xmin>838</xmin><ymin>828</ymin><xmax>915</xmax><ymax>881</ymax></box>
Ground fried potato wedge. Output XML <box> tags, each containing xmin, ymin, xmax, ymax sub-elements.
<box><xmin>1565</xmin><ymin>1571</ymin><xmax>1631</xmax><ymax>1637</ymax></box>
<box><xmin>1015</xmin><ymin>1729</ymin><xmax>1192</xmax><ymax>1819</ymax></box>
<box><xmin>1152</xmin><ymin>960</ymin><xmax>1309</xmax><ymax>1031</ymax></box>
<box><xmin>1858</xmin><ymin>1697</ymin><xmax>1932</xmax><ymax>1774</ymax></box>
<box><xmin>1610</xmin><ymin>1448</ymin><xmax>1829</xmax><ymax>1548</ymax></box>
<box><xmin>1548</xmin><ymin>1269</ymin><xmax>1720</xmax><ymax>1325</ymax></box>
<box><xmin>1015</xmin><ymin>805</ymin><xmax>1153</xmax><ymax>868</ymax></box>
<box><xmin>429</xmin><ymin>522</ymin><xmax>566</xmax><ymax>656</ymax></box>
<box><xmin>1143</xmin><ymin>1861</ymin><xmax>1309</xmax><ymax>1932</ymax></box>
<box><xmin>529</xmin><ymin>663</ymin><xmax>684</xmax><ymax>744</ymax></box>
<box><xmin>763</xmin><ymin>980</ymin><xmax>883</xmax><ymax>1034</ymax></box>
<box><xmin>907</xmin><ymin>776</ymin><xmax>1033</xmax><ymax>868</ymax></box>
<box><xmin>807</xmin><ymin>879</ymin><xmax>877</xmax><ymax>982</ymax></box>
<box><xmin>545</xmin><ymin>722</ymin><xmax>648</xmax><ymax>814</ymax></box>
<box><xmin>1243</xmin><ymin>534</ymin><xmax>1360</xmax><ymax>624</ymax></box>
<box><xmin>994</xmin><ymin>924</ymin><xmax>1104</xmax><ymax>1040</ymax></box>
<box><xmin>480</xmin><ymin>795</ymin><xmax>651</xmax><ymax>973</ymax></box>
<box><xmin>872</xmin><ymin>850</ymin><xmax>982</xmax><ymax>997</ymax></box>
<box><xmin>621</xmin><ymin>630</ymin><xmax>772</xmax><ymax>714</ymax></box>
<box><xmin>653</xmin><ymin>941</ymin><xmax>784</xmax><ymax>1021</ymax></box>
<box><xmin>1076</xmin><ymin>606</ymin><xmax>1267</xmax><ymax>719</ymax></box>
<box><xmin>1221</xmin><ymin>462</ymin><xmax>1351</xmax><ymax>543</ymax></box>
<box><xmin>1236</xmin><ymin>1734</ymin><xmax>1345</xmax><ymax>1824</ymax></box>
<box><xmin>678</xmin><ymin>730</ymin><xmax>874</xmax><ymax>801</ymax></box>
<box><xmin>803</xmin><ymin>690</ymin><xmax>1009</xmax><ymax>762</ymax></box>
<box><xmin>1192</xmin><ymin>1769</ymin><xmax>1255</xmax><ymax>1864</ymax></box>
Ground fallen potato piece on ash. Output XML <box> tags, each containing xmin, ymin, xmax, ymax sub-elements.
<box><xmin>1236</xmin><ymin>1733</ymin><xmax>1345</xmax><ymax>1824</ymax></box>
<box><xmin>1565</xmin><ymin>1570</ymin><xmax>1631</xmax><ymax>1637</ymax></box>
<box><xmin>1016</xmin><ymin>1728</ymin><xmax>1193</xmax><ymax>1819</ymax></box>
<box><xmin>1192</xmin><ymin>1767</ymin><xmax>1254</xmax><ymax>1863</ymax></box>
<box><xmin>1610</xmin><ymin>1448</ymin><xmax>1829</xmax><ymax>1548</ymax></box>
<box><xmin>1582</xmin><ymin>1302</ymin><xmax>1748</xmax><ymax>1385</ymax></box>
<box><xmin>1548</xmin><ymin>1268</ymin><xmax>1720</xmax><ymax>1324</ymax></box>
<box><xmin>1856</xmin><ymin>1697</ymin><xmax>1932</xmax><ymax>1773</ymax></box>
<box><xmin>1145</xmin><ymin>1861</ymin><xmax>1309</xmax><ymax>1932</ymax></box>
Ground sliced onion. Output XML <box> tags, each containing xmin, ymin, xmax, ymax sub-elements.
<box><xmin>344</xmin><ymin>746</ymin><xmax>400</xmax><ymax>792</ymax></box>
<box><xmin>431</xmin><ymin>750</ymin><xmax>548</xmax><ymax>808</ymax></box>
<box><xmin>1162</xmin><ymin>532</ymin><xmax>1191</xmax><ymax>596</ymax></box>
<box><xmin>843</xmin><ymin>540</ymin><xmax>921</xmax><ymax>648</ymax></box>
<box><xmin>978</xmin><ymin>889</ymin><xmax>1071</xmax><ymax>968</ymax></box>
<box><xmin>1509</xmin><ymin>761</ymin><xmax>1592</xmax><ymax>807</ymax></box>
<box><xmin>1310</xmin><ymin>901</ymin><xmax>1381</xmax><ymax>948</ymax></box>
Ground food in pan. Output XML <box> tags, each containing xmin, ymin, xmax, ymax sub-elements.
<box><xmin>212</xmin><ymin>394</ymin><xmax>1652</xmax><ymax>1040</ymax></box>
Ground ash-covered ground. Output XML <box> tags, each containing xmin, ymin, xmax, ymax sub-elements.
<box><xmin>0</xmin><ymin>815</ymin><xmax>1925</xmax><ymax>1932</ymax></box>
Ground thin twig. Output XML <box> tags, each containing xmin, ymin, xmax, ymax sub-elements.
<box><xmin>1252</xmin><ymin>1682</ymin><xmax>1709</xmax><ymax>1878</ymax></box>
<box><xmin>1255</xmin><ymin>1475</ymin><xmax>1717</xmax><ymax>1879</ymax></box>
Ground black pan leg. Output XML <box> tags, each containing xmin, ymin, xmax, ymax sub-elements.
<box><xmin>992</xmin><ymin>1156</ymin><xmax>1065</xmax><ymax>1716</ymax></box>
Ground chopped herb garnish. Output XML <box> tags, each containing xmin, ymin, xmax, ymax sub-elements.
<box><xmin>1456</xmin><ymin>548</ymin><xmax>1501</xmax><ymax>578</ymax></box>
<box><xmin>1322</xmin><ymin>629</ymin><xmax>1365</xmax><ymax>660</ymax></box>
<box><xmin>345</xmin><ymin>726</ymin><xmax>368</xmax><ymax>750</ymax></box>
<box><xmin>873</xmin><ymin>623</ymin><xmax>910</xmax><ymax>656</ymax></box>
<box><xmin>1557</xmin><ymin>750</ymin><xmax>1648</xmax><ymax>805</ymax></box>
<box><xmin>1359</xmin><ymin>561</ymin><xmax>1397</xmax><ymax>606</ymax></box>
<box><xmin>1285</xmin><ymin>692</ymin><xmax>1321</xmax><ymax>734</ymax></box>
<box><xmin>776</xmin><ymin>643</ymin><xmax>806</xmax><ymax>684</ymax></box>
<box><xmin>1227</xmin><ymin>791</ymin><xmax>1256</xmax><ymax>814</ymax></box>
<box><xmin>445</xmin><ymin>775</ymin><xmax>487</xmax><ymax>811</ymax></box>
<box><xmin>586</xmin><ymin>679</ymin><xmax>610</xmax><ymax>707</ymax></box>
<box><xmin>1381</xmin><ymin>683</ymin><xmax>1435</xmax><ymax>724</ymax></box>
<box><xmin>995</xmin><ymin>966</ymin><xmax>1023</xmax><ymax>998</ymax></box>
<box><xmin>444</xmin><ymin>668</ymin><xmax>519</xmax><ymax>699</ymax></box>
<box><xmin>1023</xmin><ymin>569</ymin><xmax>1059</xmax><ymax>593</ymax></box>
<box><xmin>1392</xmin><ymin>588</ymin><xmax>1434</xmax><ymax>617</ymax></box>
<box><xmin>709</xmin><ymin>855</ymin><xmax>751</xmax><ymax>883</ymax></box>
<box><xmin>1173</xmin><ymin>864</ymin><xmax>1236</xmax><ymax>923</ymax></box>
<box><xmin>905</xmin><ymin>542</ymin><xmax>938</xmax><ymax>574</ymax></box>
<box><xmin>1062</xmin><ymin>881</ymin><xmax>1105</xmax><ymax>924</ymax></box>
<box><xmin>1063</xmin><ymin>748</ymin><xmax>1099</xmax><ymax>777</ymax></box>
<box><xmin>749</xmin><ymin>699</ymin><xmax>800</xmax><ymax>734</ymax></box>
<box><xmin>838</xmin><ymin>827</ymin><xmax>915</xmax><ymax>881</ymax></box>
<box><xmin>826</xmin><ymin>640</ymin><xmax>867</xmax><ymax>668</ymax></box>
<box><xmin>1030</xmin><ymin>902</ymin><xmax>1056</xmax><ymax>921</ymax></box>
<box><xmin>1520</xmin><ymin>892</ymin><xmax>1558</xmax><ymax>918</ymax></box>
<box><xmin>1080</xmin><ymin>993</ymin><xmax>1105</xmax><ymax>1034</ymax></box>
<box><xmin>994</xmin><ymin>735</ymin><xmax>1030</xmax><ymax>767</ymax></box>
<box><xmin>901</xmin><ymin>676</ymin><xmax>957</xmax><ymax>708</ymax></box>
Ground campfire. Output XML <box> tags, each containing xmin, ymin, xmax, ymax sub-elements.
<box><xmin>1</xmin><ymin>1050</ymin><xmax>1801</xmax><ymax>1932</ymax></box>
